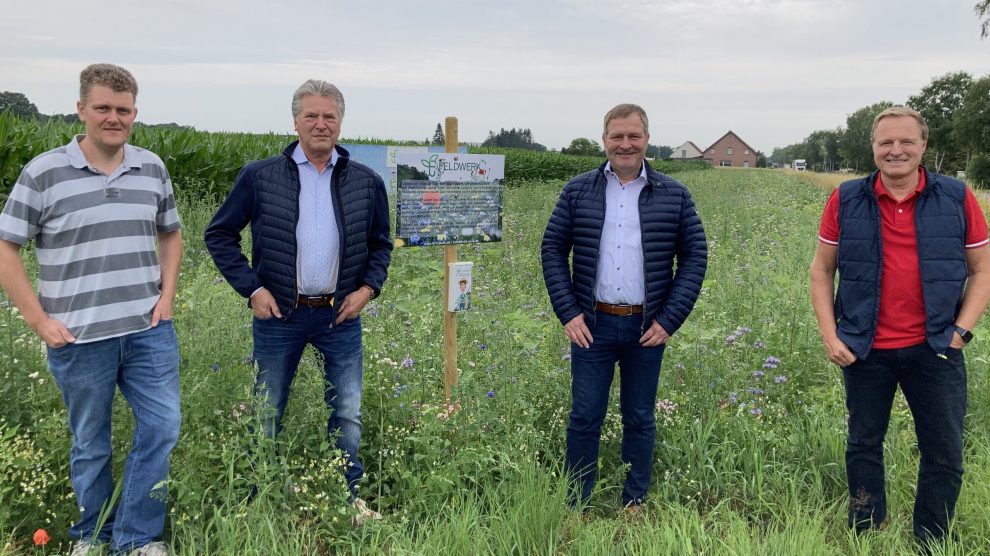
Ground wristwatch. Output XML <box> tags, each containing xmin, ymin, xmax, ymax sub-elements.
<box><xmin>954</xmin><ymin>325</ymin><xmax>974</xmax><ymax>344</ymax></box>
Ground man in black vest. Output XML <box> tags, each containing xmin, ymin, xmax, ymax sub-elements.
<box><xmin>205</xmin><ymin>80</ymin><xmax>392</xmax><ymax>524</ymax></box>
<box><xmin>810</xmin><ymin>106</ymin><xmax>990</xmax><ymax>546</ymax></box>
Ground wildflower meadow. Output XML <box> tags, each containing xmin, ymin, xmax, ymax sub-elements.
<box><xmin>2</xmin><ymin>168</ymin><xmax>990</xmax><ymax>555</ymax></box>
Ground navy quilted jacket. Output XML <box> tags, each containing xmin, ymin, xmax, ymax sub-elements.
<box><xmin>541</xmin><ymin>163</ymin><xmax>708</xmax><ymax>334</ymax></box>
<box><xmin>205</xmin><ymin>142</ymin><xmax>393</xmax><ymax>318</ymax></box>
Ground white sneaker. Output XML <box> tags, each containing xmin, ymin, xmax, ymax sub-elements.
<box><xmin>70</xmin><ymin>541</ymin><xmax>105</xmax><ymax>556</ymax></box>
<box><xmin>351</xmin><ymin>497</ymin><xmax>383</xmax><ymax>526</ymax></box>
<box><xmin>128</xmin><ymin>541</ymin><xmax>169</xmax><ymax>556</ymax></box>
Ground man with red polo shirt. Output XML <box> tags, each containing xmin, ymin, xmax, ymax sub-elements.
<box><xmin>810</xmin><ymin>106</ymin><xmax>990</xmax><ymax>547</ymax></box>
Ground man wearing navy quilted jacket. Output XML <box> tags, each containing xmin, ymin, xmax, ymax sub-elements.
<box><xmin>205</xmin><ymin>79</ymin><xmax>392</xmax><ymax>524</ymax></box>
<box><xmin>541</xmin><ymin>103</ymin><xmax>708</xmax><ymax>510</ymax></box>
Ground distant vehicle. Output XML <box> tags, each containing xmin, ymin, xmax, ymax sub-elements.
<box><xmin>792</xmin><ymin>159</ymin><xmax>807</xmax><ymax>171</ymax></box>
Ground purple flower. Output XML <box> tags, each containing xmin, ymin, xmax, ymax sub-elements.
<box><xmin>401</xmin><ymin>355</ymin><xmax>415</xmax><ymax>368</ymax></box>
<box><xmin>753</xmin><ymin>339</ymin><xmax>765</xmax><ymax>349</ymax></box>
<box><xmin>752</xmin><ymin>370</ymin><xmax>765</xmax><ymax>380</ymax></box>
<box><xmin>727</xmin><ymin>391</ymin><xmax>738</xmax><ymax>404</ymax></box>
<box><xmin>725</xmin><ymin>334</ymin><xmax>739</xmax><ymax>346</ymax></box>
<box><xmin>486</xmin><ymin>390</ymin><xmax>495</xmax><ymax>398</ymax></box>
<box><xmin>737</xmin><ymin>326</ymin><xmax>752</xmax><ymax>335</ymax></box>
<box><xmin>746</xmin><ymin>387</ymin><xmax>764</xmax><ymax>396</ymax></box>
<box><xmin>750</xmin><ymin>406</ymin><xmax>763</xmax><ymax>416</ymax></box>
<box><xmin>210</xmin><ymin>363</ymin><xmax>221</xmax><ymax>372</ymax></box>
<box><xmin>774</xmin><ymin>375</ymin><xmax>788</xmax><ymax>384</ymax></box>
<box><xmin>479</xmin><ymin>344</ymin><xmax>489</xmax><ymax>350</ymax></box>
<box><xmin>762</xmin><ymin>356</ymin><xmax>781</xmax><ymax>369</ymax></box>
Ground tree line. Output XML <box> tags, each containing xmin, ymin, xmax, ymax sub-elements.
<box><xmin>769</xmin><ymin>71</ymin><xmax>990</xmax><ymax>186</ymax></box>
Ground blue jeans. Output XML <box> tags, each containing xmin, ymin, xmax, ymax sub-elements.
<box><xmin>567</xmin><ymin>312</ymin><xmax>665</xmax><ymax>506</ymax></box>
<box><xmin>47</xmin><ymin>322</ymin><xmax>181</xmax><ymax>552</ymax></box>
<box><xmin>843</xmin><ymin>342</ymin><xmax>966</xmax><ymax>542</ymax></box>
<box><xmin>252</xmin><ymin>307</ymin><xmax>365</xmax><ymax>493</ymax></box>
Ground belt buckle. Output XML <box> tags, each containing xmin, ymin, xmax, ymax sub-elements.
<box><xmin>300</xmin><ymin>294</ymin><xmax>333</xmax><ymax>307</ymax></box>
<box><xmin>615</xmin><ymin>304</ymin><xmax>632</xmax><ymax>316</ymax></box>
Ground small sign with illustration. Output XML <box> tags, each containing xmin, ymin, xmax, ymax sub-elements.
<box><xmin>395</xmin><ymin>153</ymin><xmax>504</xmax><ymax>247</ymax></box>
<box><xmin>447</xmin><ymin>262</ymin><xmax>474</xmax><ymax>312</ymax></box>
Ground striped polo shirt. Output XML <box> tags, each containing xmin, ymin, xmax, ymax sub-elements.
<box><xmin>0</xmin><ymin>136</ymin><xmax>181</xmax><ymax>343</ymax></box>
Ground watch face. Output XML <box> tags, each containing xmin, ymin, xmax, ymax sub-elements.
<box><xmin>956</xmin><ymin>326</ymin><xmax>973</xmax><ymax>343</ymax></box>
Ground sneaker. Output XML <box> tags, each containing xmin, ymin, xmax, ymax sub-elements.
<box><xmin>70</xmin><ymin>541</ymin><xmax>105</xmax><ymax>556</ymax></box>
<box><xmin>128</xmin><ymin>541</ymin><xmax>169</xmax><ymax>556</ymax></box>
<box><xmin>351</xmin><ymin>497</ymin><xmax>383</xmax><ymax>526</ymax></box>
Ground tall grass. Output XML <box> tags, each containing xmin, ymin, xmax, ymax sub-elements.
<box><xmin>2</xmin><ymin>168</ymin><xmax>989</xmax><ymax>554</ymax></box>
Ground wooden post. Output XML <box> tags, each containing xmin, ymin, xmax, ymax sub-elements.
<box><xmin>443</xmin><ymin>116</ymin><xmax>458</xmax><ymax>403</ymax></box>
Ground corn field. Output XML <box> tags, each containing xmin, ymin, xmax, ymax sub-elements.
<box><xmin>0</xmin><ymin>111</ymin><xmax>707</xmax><ymax>200</ymax></box>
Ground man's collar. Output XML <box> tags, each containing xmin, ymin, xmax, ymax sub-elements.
<box><xmin>67</xmin><ymin>135</ymin><xmax>140</xmax><ymax>170</ymax></box>
<box><xmin>292</xmin><ymin>144</ymin><xmax>338</xmax><ymax>168</ymax></box>
<box><xmin>874</xmin><ymin>166</ymin><xmax>926</xmax><ymax>199</ymax></box>
<box><xmin>603</xmin><ymin>161</ymin><xmax>647</xmax><ymax>182</ymax></box>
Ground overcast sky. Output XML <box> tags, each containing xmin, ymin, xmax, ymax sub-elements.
<box><xmin>3</xmin><ymin>0</ymin><xmax>989</xmax><ymax>153</ymax></box>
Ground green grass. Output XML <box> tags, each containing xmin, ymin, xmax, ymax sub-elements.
<box><xmin>2</xmin><ymin>168</ymin><xmax>989</xmax><ymax>554</ymax></box>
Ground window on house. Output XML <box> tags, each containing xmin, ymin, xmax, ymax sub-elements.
<box><xmin>727</xmin><ymin>147</ymin><xmax>733</xmax><ymax>155</ymax></box>
<box><xmin>744</xmin><ymin>149</ymin><xmax>749</xmax><ymax>155</ymax></box>
<box><xmin>681</xmin><ymin>149</ymin><xmax>687</xmax><ymax>158</ymax></box>
<box><xmin>720</xmin><ymin>160</ymin><xmax>731</xmax><ymax>167</ymax></box>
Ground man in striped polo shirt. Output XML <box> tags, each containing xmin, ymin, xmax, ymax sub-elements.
<box><xmin>0</xmin><ymin>64</ymin><xmax>182</xmax><ymax>556</ymax></box>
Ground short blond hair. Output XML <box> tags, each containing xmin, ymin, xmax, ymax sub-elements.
<box><xmin>871</xmin><ymin>106</ymin><xmax>928</xmax><ymax>142</ymax></box>
<box><xmin>603</xmin><ymin>103</ymin><xmax>649</xmax><ymax>135</ymax></box>
<box><xmin>79</xmin><ymin>64</ymin><xmax>138</xmax><ymax>104</ymax></box>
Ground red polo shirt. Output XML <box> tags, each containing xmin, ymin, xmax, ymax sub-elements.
<box><xmin>818</xmin><ymin>169</ymin><xmax>990</xmax><ymax>349</ymax></box>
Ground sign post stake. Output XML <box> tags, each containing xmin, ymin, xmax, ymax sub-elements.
<box><xmin>443</xmin><ymin>116</ymin><xmax>458</xmax><ymax>403</ymax></box>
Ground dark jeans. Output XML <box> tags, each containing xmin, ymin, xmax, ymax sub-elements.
<box><xmin>843</xmin><ymin>342</ymin><xmax>966</xmax><ymax>542</ymax></box>
<box><xmin>252</xmin><ymin>307</ymin><xmax>365</xmax><ymax>494</ymax></box>
<box><xmin>567</xmin><ymin>312</ymin><xmax>665</xmax><ymax>506</ymax></box>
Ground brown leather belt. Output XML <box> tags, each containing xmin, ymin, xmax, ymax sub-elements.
<box><xmin>595</xmin><ymin>302</ymin><xmax>643</xmax><ymax>316</ymax></box>
<box><xmin>296</xmin><ymin>293</ymin><xmax>335</xmax><ymax>308</ymax></box>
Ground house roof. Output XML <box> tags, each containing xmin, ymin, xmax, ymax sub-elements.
<box><xmin>670</xmin><ymin>140</ymin><xmax>704</xmax><ymax>157</ymax></box>
<box><xmin>703</xmin><ymin>131</ymin><xmax>758</xmax><ymax>155</ymax></box>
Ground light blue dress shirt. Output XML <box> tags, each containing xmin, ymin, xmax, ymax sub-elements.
<box><xmin>594</xmin><ymin>161</ymin><xmax>647</xmax><ymax>305</ymax></box>
<box><xmin>293</xmin><ymin>144</ymin><xmax>340</xmax><ymax>295</ymax></box>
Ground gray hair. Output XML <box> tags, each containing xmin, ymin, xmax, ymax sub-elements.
<box><xmin>871</xmin><ymin>106</ymin><xmax>929</xmax><ymax>142</ymax></box>
<box><xmin>603</xmin><ymin>103</ymin><xmax>649</xmax><ymax>135</ymax></box>
<box><xmin>291</xmin><ymin>79</ymin><xmax>345</xmax><ymax>119</ymax></box>
<box><xmin>80</xmin><ymin>63</ymin><xmax>138</xmax><ymax>104</ymax></box>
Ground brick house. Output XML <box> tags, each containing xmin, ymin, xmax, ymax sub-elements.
<box><xmin>702</xmin><ymin>131</ymin><xmax>758</xmax><ymax>168</ymax></box>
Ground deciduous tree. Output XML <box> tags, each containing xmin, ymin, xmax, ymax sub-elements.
<box><xmin>0</xmin><ymin>91</ymin><xmax>39</xmax><ymax>118</ymax></box>
<box><xmin>561</xmin><ymin>138</ymin><xmax>603</xmax><ymax>156</ymax></box>
<box><xmin>838</xmin><ymin>101</ymin><xmax>894</xmax><ymax>171</ymax></box>
<box><xmin>907</xmin><ymin>71</ymin><xmax>972</xmax><ymax>172</ymax></box>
